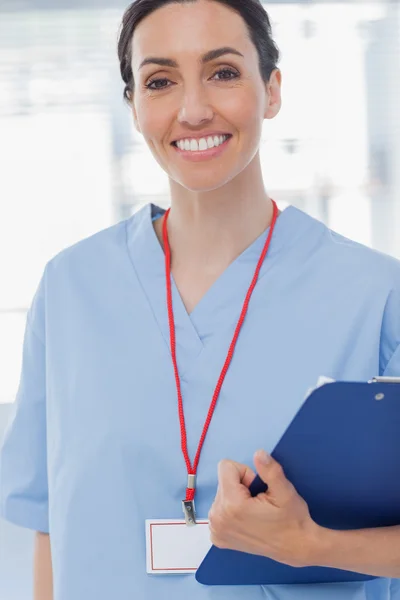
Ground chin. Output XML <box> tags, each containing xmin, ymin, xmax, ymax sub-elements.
<box><xmin>177</xmin><ymin>181</ymin><xmax>229</xmax><ymax>193</ymax></box>
<box><xmin>172</xmin><ymin>171</ymin><xmax>237</xmax><ymax>193</ymax></box>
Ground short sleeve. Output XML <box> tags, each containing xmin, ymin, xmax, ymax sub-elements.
<box><xmin>0</xmin><ymin>269</ymin><xmax>49</xmax><ymax>533</ymax></box>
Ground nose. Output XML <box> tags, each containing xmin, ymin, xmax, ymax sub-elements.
<box><xmin>177</xmin><ymin>84</ymin><xmax>214</xmax><ymax>127</ymax></box>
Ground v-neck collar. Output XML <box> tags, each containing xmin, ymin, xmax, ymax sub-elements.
<box><xmin>125</xmin><ymin>202</ymin><xmax>319</xmax><ymax>372</ymax></box>
<box><xmin>126</xmin><ymin>204</ymin><xmax>203</xmax><ymax>371</ymax></box>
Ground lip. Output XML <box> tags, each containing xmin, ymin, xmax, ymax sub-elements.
<box><xmin>172</xmin><ymin>134</ymin><xmax>232</xmax><ymax>162</ymax></box>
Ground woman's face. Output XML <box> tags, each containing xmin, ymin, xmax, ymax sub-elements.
<box><xmin>130</xmin><ymin>0</ymin><xmax>281</xmax><ymax>192</ymax></box>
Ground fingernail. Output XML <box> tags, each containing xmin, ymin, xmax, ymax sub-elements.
<box><xmin>256</xmin><ymin>450</ymin><xmax>272</xmax><ymax>465</ymax></box>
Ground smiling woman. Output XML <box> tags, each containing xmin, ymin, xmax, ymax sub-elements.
<box><xmin>118</xmin><ymin>0</ymin><xmax>282</xmax><ymax>203</ymax></box>
<box><xmin>1</xmin><ymin>2</ymin><xmax>400</xmax><ymax>600</ymax></box>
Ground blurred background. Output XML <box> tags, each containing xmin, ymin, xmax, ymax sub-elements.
<box><xmin>0</xmin><ymin>0</ymin><xmax>399</xmax><ymax>597</ymax></box>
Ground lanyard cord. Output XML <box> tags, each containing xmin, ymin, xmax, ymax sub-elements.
<box><xmin>162</xmin><ymin>200</ymin><xmax>279</xmax><ymax>503</ymax></box>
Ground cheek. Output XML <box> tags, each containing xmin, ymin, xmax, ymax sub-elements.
<box><xmin>241</xmin><ymin>90</ymin><xmax>265</xmax><ymax>129</ymax></box>
<box><xmin>221</xmin><ymin>87</ymin><xmax>264</xmax><ymax>137</ymax></box>
<box><xmin>135</xmin><ymin>99</ymin><xmax>168</xmax><ymax>143</ymax></box>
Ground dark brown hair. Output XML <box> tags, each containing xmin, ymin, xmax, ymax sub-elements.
<box><xmin>117</xmin><ymin>0</ymin><xmax>280</xmax><ymax>104</ymax></box>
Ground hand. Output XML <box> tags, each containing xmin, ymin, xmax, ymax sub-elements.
<box><xmin>208</xmin><ymin>450</ymin><xmax>322</xmax><ymax>568</ymax></box>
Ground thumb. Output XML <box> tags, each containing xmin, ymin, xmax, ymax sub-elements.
<box><xmin>253</xmin><ymin>450</ymin><xmax>295</xmax><ymax>504</ymax></box>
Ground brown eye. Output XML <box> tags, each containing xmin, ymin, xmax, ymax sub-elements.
<box><xmin>212</xmin><ymin>68</ymin><xmax>239</xmax><ymax>81</ymax></box>
<box><xmin>145</xmin><ymin>78</ymin><xmax>171</xmax><ymax>90</ymax></box>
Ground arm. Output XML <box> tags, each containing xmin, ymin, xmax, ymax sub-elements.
<box><xmin>33</xmin><ymin>532</ymin><xmax>53</xmax><ymax>600</ymax></box>
<box><xmin>311</xmin><ymin>525</ymin><xmax>400</xmax><ymax>579</ymax></box>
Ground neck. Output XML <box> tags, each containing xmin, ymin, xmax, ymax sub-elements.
<box><xmin>156</xmin><ymin>153</ymin><xmax>276</xmax><ymax>273</ymax></box>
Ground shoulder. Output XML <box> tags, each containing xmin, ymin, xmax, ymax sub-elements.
<box><xmin>325</xmin><ymin>228</ymin><xmax>400</xmax><ymax>284</ymax></box>
<box><xmin>291</xmin><ymin>207</ymin><xmax>400</xmax><ymax>291</ymax></box>
<box><xmin>44</xmin><ymin>203</ymin><xmax>159</xmax><ymax>278</ymax></box>
<box><xmin>28</xmin><ymin>218</ymin><xmax>131</xmax><ymax>333</ymax></box>
<box><xmin>292</xmin><ymin>208</ymin><xmax>400</xmax><ymax>374</ymax></box>
<box><xmin>46</xmin><ymin>219</ymin><xmax>128</xmax><ymax>276</ymax></box>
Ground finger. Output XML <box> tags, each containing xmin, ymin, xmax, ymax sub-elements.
<box><xmin>253</xmin><ymin>450</ymin><xmax>296</xmax><ymax>504</ymax></box>
<box><xmin>217</xmin><ymin>459</ymin><xmax>254</xmax><ymax>498</ymax></box>
<box><xmin>235</xmin><ymin>461</ymin><xmax>256</xmax><ymax>489</ymax></box>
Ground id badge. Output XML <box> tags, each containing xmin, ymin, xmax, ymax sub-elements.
<box><xmin>146</xmin><ymin>519</ymin><xmax>211</xmax><ymax>574</ymax></box>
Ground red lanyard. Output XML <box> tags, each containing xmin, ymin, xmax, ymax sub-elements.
<box><xmin>162</xmin><ymin>200</ymin><xmax>279</xmax><ymax>525</ymax></box>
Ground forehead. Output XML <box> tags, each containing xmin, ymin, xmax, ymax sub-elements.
<box><xmin>131</xmin><ymin>1</ymin><xmax>254</xmax><ymax>69</ymax></box>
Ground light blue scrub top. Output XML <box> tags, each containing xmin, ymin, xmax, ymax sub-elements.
<box><xmin>1</xmin><ymin>203</ymin><xmax>400</xmax><ymax>600</ymax></box>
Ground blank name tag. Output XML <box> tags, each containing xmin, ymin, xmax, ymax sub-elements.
<box><xmin>146</xmin><ymin>519</ymin><xmax>212</xmax><ymax>574</ymax></box>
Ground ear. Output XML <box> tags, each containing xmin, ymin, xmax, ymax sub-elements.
<box><xmin>264</xmin><ymin>69</ymin><xmax>282</xmax><ymax>120</ymax></box>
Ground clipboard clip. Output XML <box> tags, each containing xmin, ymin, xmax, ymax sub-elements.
<box><xmin>369</xmin><ymin>377</ymin><xmax>400</xmax><ymax>384</ymax></box>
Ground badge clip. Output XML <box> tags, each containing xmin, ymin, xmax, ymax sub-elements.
<box><xmin>182</xmin><ymin>500</ymin><xmax>197</xmax><ymax>526</ymax></box>
<box><xmin>182</xmin><ymin>474</ymin><xmax>197</xmax><ymax>526</ymax></box>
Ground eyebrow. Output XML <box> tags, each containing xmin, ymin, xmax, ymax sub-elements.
<box><xmin>138</xmin><ymin>46</ymin><xmax>244</xmax><ymax>70</ymax></box>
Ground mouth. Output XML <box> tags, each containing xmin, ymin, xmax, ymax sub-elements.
<box><xmin>171</xmin><ymin>134</ymin><xmax>233</xmax><ymax>161</ymax></box>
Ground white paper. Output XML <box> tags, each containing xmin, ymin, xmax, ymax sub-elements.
<box><xmin>146</xmin><ymin>519</ymin><xmax>212</xmax><ymax>574</ymax></box>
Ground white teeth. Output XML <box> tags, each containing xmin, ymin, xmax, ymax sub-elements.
<box><xmin>198</xmin><ymin>138</ymin><xmax>208</xmax><ymax>151</ymax></box>
<box><xmin>176</xmin><ymin>135</ymin><xmax>229</xmax><ymax>152</ymax></box>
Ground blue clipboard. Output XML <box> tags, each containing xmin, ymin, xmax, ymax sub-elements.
<box><xmin>196</xmin><ymin>378</ymin><xmax>400</xmax><ymax>585</ymax></box>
